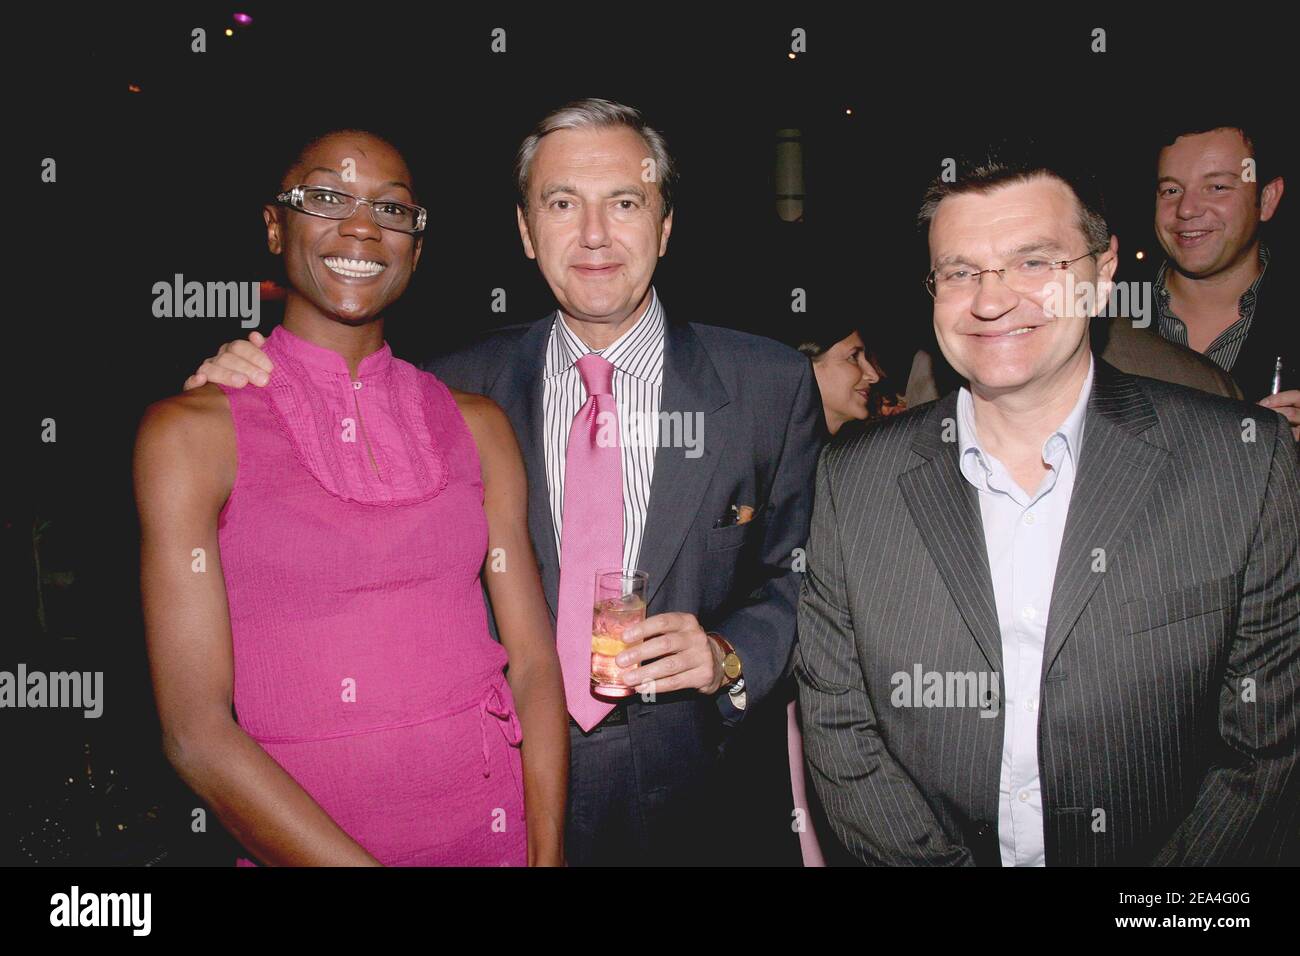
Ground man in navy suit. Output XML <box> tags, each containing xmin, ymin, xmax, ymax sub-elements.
<box><xmin>186</xmin><ymin>101</ymin><xmax>821</xmax><ymax>865</ymax></box>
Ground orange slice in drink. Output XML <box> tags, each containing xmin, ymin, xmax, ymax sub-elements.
<box><xmin>592</xmin><ymin>636</ymin><xmax>625</xmax><ymax>657</ymax></box>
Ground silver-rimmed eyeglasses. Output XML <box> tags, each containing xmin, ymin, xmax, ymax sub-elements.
<box><xmin>925</xmin><ymin>249</ymin><xmax>1105</xmax><ymax>299</ymax></box>
<box><xmin>275</xmin><ymin>184</ymin><xmax>426</xmax><ymax>234</ymax></box>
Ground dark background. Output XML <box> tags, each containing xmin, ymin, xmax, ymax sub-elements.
<box><xmin>4</xmin><ymin>7</ymin><xmax>1291</xmax><ymax>864</ymax></box>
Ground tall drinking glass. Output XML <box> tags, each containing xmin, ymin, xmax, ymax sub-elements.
<box><xmin>590</xmin><ymin>569</ymin><xmax>649</xmax><ymax>698</ymax></box>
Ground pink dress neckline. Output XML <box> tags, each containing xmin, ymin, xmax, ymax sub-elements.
<box><xmin>271</xmin><ymin>322</ymin><xmax>394</xmax><ymax>376</ymax></box>
<box><xmin>258</xmin><ymin>323</ymin><xmax>449</xmax><ymax>507</ymax></box>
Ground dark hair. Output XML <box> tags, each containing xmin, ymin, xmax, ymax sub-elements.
<box><xmin>774</xmin><ymin>314</ymin><xmax>862</xmax><ymax>361</ymax></box>
<box><xmin>1152</xmin><ymin>116</ymin><xmax>1284</xmax><ymax>202</ymax></box>
<box><xmin>781</xmin><ymin>318</ymin><xmax>909</xmax><ymax>419</ymax></box>
<box><xmin>797</xmin><ymin>335</ymin><xmax>857</xmax><ymax>361</ymax></box>
<box><xmin>916</xmin><ymin>138</ymin><xmax>1110</xmax><ymax>253</ymax></box>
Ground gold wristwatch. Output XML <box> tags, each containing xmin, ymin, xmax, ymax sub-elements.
<box><xmin>708</xmin><ymin>632</ymin><xmax>743</xmax><ymax>685</ymax></box>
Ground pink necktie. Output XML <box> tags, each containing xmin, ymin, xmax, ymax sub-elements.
<box><xmin>556</xmin><ymin>354</ymin><xmax>623</xmax><ymax>731</ymax></box>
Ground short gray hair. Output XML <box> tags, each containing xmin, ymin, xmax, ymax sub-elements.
<box><xmin>514</xmin><ymin>98</ymin><xmax>676</xmax><ymax>219</ymax></box>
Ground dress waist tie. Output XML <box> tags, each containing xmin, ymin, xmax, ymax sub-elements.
<box><xmin>479</xmin><ymin>678</ymin><xmax>523</xmax><ymax>778</ymax></box>
<box><xmin>245</xmin><ymin>675</ymin><xmax>521</xmax><ymax>779</ymax></box>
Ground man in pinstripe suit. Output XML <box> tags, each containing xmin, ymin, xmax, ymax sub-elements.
<box><xmin>795</xmin><ymin>144</ymin><xmax>1299</xmax><ymax>866</ymax></box>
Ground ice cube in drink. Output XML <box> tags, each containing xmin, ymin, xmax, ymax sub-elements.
<box><xmin>590</xmin><ymin>593</ymin><xmax>647</xmax><ymax>697</ymax></box>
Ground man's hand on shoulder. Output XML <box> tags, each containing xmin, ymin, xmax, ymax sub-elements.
<box><xmin>183</xmin><ymin>330</ymin><xmax>274</xmax><ymax>391</ymax></box>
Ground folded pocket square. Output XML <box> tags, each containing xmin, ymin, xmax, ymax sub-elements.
<box><xmin>713</xmin><ymin>504</ymin><xmax>755</xmax><ymax>528</ymax></box>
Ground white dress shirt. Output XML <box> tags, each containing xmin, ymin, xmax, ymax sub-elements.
<box><xmin>956</xmin><ymin>355</ymin><xmax>1094</xmax><ymax>867</ymax></box>
<box><xmin>542</xmin><ymin>288</ymin><xmax>665</xmax><ymax>571</ymax></box>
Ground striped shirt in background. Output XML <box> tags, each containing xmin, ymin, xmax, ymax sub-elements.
<box><xmin>1154</xmin><ymin>244</ymin><xmax>1270</xmax><ymax>374</ymax></box>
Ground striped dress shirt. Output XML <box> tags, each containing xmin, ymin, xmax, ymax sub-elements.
<box><xmin>542</xmin><ymin>288</ymin><xmax>665</xmax><ymax>572</ymax></box>
<box><xmin>1154</xmin><ymin>244</ymin><xmax>1270</xmax><ymax>375</ymax></box>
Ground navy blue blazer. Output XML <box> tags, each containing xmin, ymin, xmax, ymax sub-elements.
<box><xmin>423</xmin><ymin>307</ymin><xmax>822</xmax><ymax>831</ymax></box>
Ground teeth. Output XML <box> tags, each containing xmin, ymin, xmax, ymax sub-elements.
<box><xmin>323</xmin><ymin>257</ymin><xmax>386</xmax><ymax>277</ymax></box>
<box><xmin>1004</xmin><ymin>328</ymin><xmax>1034</xmax><ymax>336</ymax></box>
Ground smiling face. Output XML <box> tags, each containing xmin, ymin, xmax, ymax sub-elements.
<box><xmin>264</xmin><ymin>131</ymin><xmax>423</xmax><ymax>326</ymax></box>
<box><xmin>1155</xmin><ymin>128</ymin><xmax>1278</xmax><ymax>278</ymax></box>
<box><xmin>812</xmin><ymin>331</ymin><xmax>881</xmax><ymax>433</ymax></box>
<box><xmin>928</xmin><ymin>175</ymin><xmax>1114</xmax><ymax>398</ymax></box>
<box><xmin>516</xmin><ymin>126</ymin><xmax>672</xmax><ymax>329</ymax></box>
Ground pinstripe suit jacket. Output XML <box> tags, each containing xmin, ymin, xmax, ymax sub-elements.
<box><xmin>795</xmin><ymin>357</ymin><xmax>1299</xmax><ymax>866</ymax></box>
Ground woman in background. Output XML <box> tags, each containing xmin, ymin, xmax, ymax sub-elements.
<box><xmin>785</xmin><ymin>318</ymin><xmax>898</xmax><ymax>865</ymax></box>
<box><xmin>797</xmin><ymin>326</ymin><xmax>890</xmax><ymax>432</ymax></box>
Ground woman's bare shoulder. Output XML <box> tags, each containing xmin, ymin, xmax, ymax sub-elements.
<box><xmin>135</xmin><ymin>383</ymin><xmax>236</xmax><ymax>492</ymax></box>
<box><xmin>446</xmin><ymin>388</ymin><xmax>522</xmax><ymax>482</ymax></box>
<box><xmin>448</xmin><ymin>386</ymin><xmax>499</xmax><ymax>414</ymax></box>
<box><xmin>448</xmin><ymin>388</ymin><xmax>511</xmax><ymax>440</ymax></box>
<box><xmin>139</xmin><ymin>383</ymin><xmax>232</xmax><ymax>440</ymax></box>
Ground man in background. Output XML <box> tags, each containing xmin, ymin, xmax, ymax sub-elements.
<box><xmin>1151</xmin><ymin>119</ymin><xmax>1297</xmax><ymax>441</ymax></box>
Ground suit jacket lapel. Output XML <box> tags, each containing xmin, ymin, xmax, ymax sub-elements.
<box><xmin>638</xmin><ymin>316</ymin><xmax>732</xmax><ymax>610</ymax></box>
<box><xmin>897</xmin><ymin>394</ymin><xmax>1004</xmax><ymax>674</ymax></box>
<box><xmin>493</xmin><ymin>315</ymin><xmax>561</xmax><ymax>619</ymax></box>
<box><xmin>1041</xmin><ymin>360</ymin><xmax>1170</xmax><ymax>674</ymax></box>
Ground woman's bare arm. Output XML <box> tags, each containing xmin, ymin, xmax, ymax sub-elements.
<box><xmin>456</xmin><ymin>390</ymin><xmax>569</xmax><ymax>867</ymax></box>
<box><xmin>134</xmin><ymin>385</ymin><xmax>380</xmax><ymax>866</ymax></box>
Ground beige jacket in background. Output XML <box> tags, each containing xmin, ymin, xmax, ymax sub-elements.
<box><xmin>906</xmin><ymin>317</ymin><xmax>1243</xmax><ymax>407</ymax></box>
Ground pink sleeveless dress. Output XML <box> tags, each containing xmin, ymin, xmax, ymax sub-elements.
<box><xmin>217</xmin><ymin>324</ymin><xmax>526</xmax><ymax>866</ymax></box>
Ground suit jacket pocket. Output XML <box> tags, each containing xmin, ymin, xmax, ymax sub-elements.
<box><xmin>706</xmin><ymin>522</ymin><xmax>752</xmax><ymax>552</ymax></box>
<box><xmin>1122</xmin><ymin>573</ymin><xmax>1238</xmax><ymax>635</ymax></box>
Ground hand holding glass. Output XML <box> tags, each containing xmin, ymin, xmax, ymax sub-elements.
<box><xmin>590</xmin><ymin>569</ymin><xmax>648</xmax><ymax>698</ymax></box>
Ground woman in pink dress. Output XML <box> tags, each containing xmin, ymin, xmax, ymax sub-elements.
<box><xmin>135</xmin><ymin>130</ymin><xmax>568</xmax><ymax>866</ymax></box>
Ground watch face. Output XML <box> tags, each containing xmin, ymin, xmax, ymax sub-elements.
<box><xmin>724</xmin><ymin>654</ymin><xmax>742</xmax><ymax>680</ymax></box>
